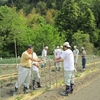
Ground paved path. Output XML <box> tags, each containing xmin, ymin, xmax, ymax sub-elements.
<box><xmin>65</xmin><ymin>76</ymin><xmax>100</xmax><ymax>100</ymax></box>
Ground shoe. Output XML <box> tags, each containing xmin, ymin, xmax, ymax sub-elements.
<box><xmin>61</xmin><ymin>91</ymin><xmax>68</xmax><ymax>96</ymax></box>
<box><xmin>32</xmin><ymin>80</ymin><xmax>36</xmax><ymax>90</ymax></box>
<box><xmin>13</xmin><ymin>87</ymin><xmax>18</xmax><ymax>96</ymax></box>
<box><xmin>37</xmin><ymin>82</ymin><xmax>42</xmax><ymax>88</ymax></box>
<box><xmin>70</xmin><ymin>84</ymin><xmax>74</xmax><ymax>94</ymax></box>
<box><xmin>61</xmin><ymin>85</ymin><xmax>70</xmax><ymax>96</ymax></box>
<box><xmin>23</xmin><ymin>86</ymin><xmax>29</xmax><ymax>94</ymax></box>
<box><xmin>83</xmin><ymin>68</ymin><xmax>86</xmax><ymax>71</ymax></box>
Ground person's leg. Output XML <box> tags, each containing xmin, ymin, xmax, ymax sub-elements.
<box><xmin>70</xmin><ymin>70</ymin><xmax>75</xmax><ymax>93</ymax></box>
<box><xmin>61</xmin><ymin>71</ymin><xmax>71</xmax><ymax>96</ymax></box>
<box><xmin>56</xmin><ymin>62</ymin><xmax>59</xmax><ymax>71</ymax></box>
<box><xmin>23</xmin><ymin>68</ymin><xmax>31</xmax><ymax>93</ymax></box>
<box><xmin>36</xmin><ymin>70</ymin><xmax>42</xmax><ymax>88</ymax></box>
<box><xmin>82</xmin><ymin>58</ymin><xmax>86</xmax><ymax>69</ymax></box>
<box><xmin>58</xmin><ymin>62</ymin><xmax>62</xmax><ymax>71</ymax></box>
<box><xmin>84</xmin><ymin>58</ymin><xmax>86</xmax><ymax>68</ymax></box>
<box><xmin>32</xmin><ymin>70</ymin><xmax>36</xmax><ymax>90</ymax></box>
<box><xmin>82</xmin><ymin>58</ymin><xmax>84</xmax><ymax>69</ymax></box>
<box><xmin>14</xmin><ymin>66</ymin><xmax>28</xmax><ymax>95</ymax></box>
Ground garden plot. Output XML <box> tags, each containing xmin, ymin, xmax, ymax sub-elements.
<box><xmin>0</xmin><ymin>55</ymin><xmax>100</xmax><ymax>100</ymax></box>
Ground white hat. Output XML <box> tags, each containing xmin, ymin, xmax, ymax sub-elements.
<box><xmin>60</xmin><ymin>46</ymin><xmax>63</xmax><ymax>48</ymax></box>
<box><xmin>45</xmin><ymin>46</ymin><xmax>48</xmax><ymax>49</ymax></box>
<box><xmin>56</xmin><ymin>46</ymin><xmax>59</xmax><ymax>49</ymax></box>
<box><xmin>63</xmin><ymin>42</ymin><xmax>71</xmax><ymax>47</ymax></box>
<box><xmin>74</xmin><ymin>46</ymin><xmax>76</xmax><ymax>48</ymax></box>
<box><xmin>81</xmin><ymin>47</ymin><xmax>84</xmax><ymax>49</ymax></box>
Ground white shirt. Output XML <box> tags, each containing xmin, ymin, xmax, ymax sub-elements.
<box><xmin>60</xmin><ymin>49</ymin><xmax>74</xmax><ymax>71</ymax></box>
<box><xmin>53</xmin><ymin>49</ymin><xmax>57</xmax><ymax>58</ymax></box>
<box><xmin>55</xmin><ymin>48</ymin><xmax>62</xmax><ymax>58</ymax></box>
<box><xmin>32</xmin><ymin>52</ymin><xmax>38</xmax><ymax>71</ymax></box>
<box><xmin>73</xmin><ymin>49</ymin><xmax>79</xmax><ymax>57</ymax></box>
<box><xmin>42</xmin><ymin>49</ymin><xmax>47</xmax><ymax>59</ymax></box>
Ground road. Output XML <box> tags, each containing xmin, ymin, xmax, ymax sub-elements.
<box><xmin>65</xmin><ymin>76</ymin><xmax>100</xmax><ymax>100</ymax></box>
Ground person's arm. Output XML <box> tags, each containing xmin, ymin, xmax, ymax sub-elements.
<box><xmin>54</xmin><ymin>56</ymin><xmax>61</xmax><ymax>60</ymax></box>
<box><xmin>55</xmin><ymin>59</ymin><xmax>63</xmax><ymax>62</ymax></box>
<box><xmin>33</xmin><ymin>63</ymin><xmax>41</xmax><ymax>68</ymax></box>
<box><xmin>29</xmin><ymin>56</ymin><xmax>43</xmax><ymax>62</ymax></box>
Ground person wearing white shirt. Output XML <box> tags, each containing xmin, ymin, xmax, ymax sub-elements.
<box><xmin>54</xmin><ymin>42</ymin><xmax>75</xmax><ymax>96</ymax></box>
<box><xmin>73</xmin><ymin>46</ymin><xmax>79</xmax><ymax>72</ymax></box>
<box><xmin>41</xmin><ymin>46</ymin><xmax>48</xmax><ymax>67</ymax></box>
<box><xmin>55</xmin><ymin>46</ymin><xmax>62</xmax><ymax>71</ymax></box>
<box><xmin>31</xmin><ymin>52</ymin><xmax>42</xmax><ymax>90</ymax></box>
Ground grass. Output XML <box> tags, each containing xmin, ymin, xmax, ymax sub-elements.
<box><xmin>0</xmin><ymin>55</ymin><xmax>54</xmax><ymax>64</ymax></box>
<box><xmin>0</xmin><ymin>55</ymin><xmax>100</xmax><ymax>64</ymax></box>
<box><xmin>15</xmin><ymin>95</ymin><xmax>23</xmax><ymax>100</ymax></box>
<box><xmin>0</xmin><ymin>68</ymin><xmax>2</xmax><ymax>73</ymax></box>
<box><xmin>0</xmin><ymin>58</ymin><xmax>20</xmax><ymax>64</ymax></box>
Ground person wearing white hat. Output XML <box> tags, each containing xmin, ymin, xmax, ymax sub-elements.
<box><xmin>54</xmin><ymin>42</ymin><xmax>75</xmax><ymax>96</ymax></box>
<box><xmin>81</xmin><ymin>47</ymin><xmax>86</xmax><ymax>70</ymax></box>
<box><xmin>73</xmin><ymin>46</ymin><xmax>79</xmax><ymax>72</ymax></box>
<box><xmin>41</xmin><ymin>46</ymin><xmax>48</xmax><ymax>67</ymax></box>
<box><xmin>54</xmin><ymin>46</ymin><xmax>62</xmax><ymax>71</ymax></box>
<box><xmin>31</xmin><ymin>52</ymin><xmax>42</xmax><ymax>90</ymax></box>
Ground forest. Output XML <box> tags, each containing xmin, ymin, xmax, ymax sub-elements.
<box><xmin>0</xmin><ymin>0</ymin><xmax>100</xmax><ymax>57</ymax></box>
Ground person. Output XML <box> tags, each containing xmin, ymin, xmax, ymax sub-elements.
<box><xmin>13</xmin><ymin>45</ymin><xmax>42</xmax><ymax>95</ymax></box>
<box><xmin>41</xmin><ymin>46</ymin><xmax>48</xmax><ymax>67</ymax></box>
<box><xmin>31</xmin><ymin>52</ymin><xmax>42</xmax><ymax>90</ymax></box>
<box><xmin>54</xmin><ymin>42</ymin><xmax>75</xmax><ymax>96</ymax></box>
<box><xmin>55</xmin><ymin>46</ymin><xmax>62</xmax><ymax>71</ymax></box>
<box><xmin>60</xmin><ymin>45</ymin><xmax>63</xmax><ymax>53</ymax></box>
<box><xmin>73</xmin><ymin>46</ymin><xmax>79</xmax><ymax>72</ymax></box>
<box><xmin>81</xmin><ymin>47</ymin><xmax>86</xmax><ymax>70</ymax></box>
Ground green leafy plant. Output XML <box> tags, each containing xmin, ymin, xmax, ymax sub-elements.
<box><xmin>15</xmin><ymin>95</ymin><xmax>23</xmax><ymax>100</ymax></box>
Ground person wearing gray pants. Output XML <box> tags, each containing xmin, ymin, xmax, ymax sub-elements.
<box><xmin>31</xmin><ymin>52</ymin><xmax>42</xmax><ymax>90</ymax></box>
<box><xmin>13</xmin><ymin>45</ymin><xmax>42</xmax><ymax>95</ymax></box>
<box><xmin>54</xmin><ymin>42</ymin><xmax>75</xmax><ymax>96</ymax></box>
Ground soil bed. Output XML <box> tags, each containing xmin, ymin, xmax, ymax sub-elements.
<box><xmin>0</xmin><ymin>60</ymin><xmax>100</xmax><ymax>100</ymax></box>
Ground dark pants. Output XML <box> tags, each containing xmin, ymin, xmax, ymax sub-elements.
<box><xmin>82</xmin><ymin>58</ymin><xmax>86</xmax><ymax>68</ymax></box>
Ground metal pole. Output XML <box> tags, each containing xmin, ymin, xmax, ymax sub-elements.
<box><xmin>49</xmin><ymin>60</ymin><xmax>51</xmax><ymax>87</ymax></box>
<box><xmin>14</xmin><ymin>39</ymin><xmax>17</xmax><ymax>64</ymax></box>
<box><xmin>55</xmin><ymin>62</ymin><xmax>57</xmax><ymax>88</ymax></box>
<box><xmin>44</xmin><ymin>63</ymin><xmax>47</xmax><ymax>89</ymax></box>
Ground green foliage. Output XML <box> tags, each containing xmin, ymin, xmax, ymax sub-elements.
<box><xmin>55</xmin><ymin>0</ymin><xmax>79</xmax><ymax>32</ymax></box>
<box><xmin>0</xmin><ymin>0</ymin><xmax>100</xmax><ymax>56</ymax></box>
<box><xmin>55</xmin><ymin>0</ymin><xmax>97</xmax><ymax>46</ymax></box>
<box><xmin>0</xmin><ymin>58</ymin><xmax>20</xmax><ymax>64</ymax></box>
<box><xmin>33</xmin><ymin>23</ymin><xmax>65</xmax><ymax>55</ymax></box>
<box><xmin>77</xmin><ymin>1</ymin><xmax>96</xmax><ymax>43</ymax></box>
<box><xmin>72</xmin><ymin>30</ymin><xmax>94</xmax><ymax>54</ymax></box>
<box><xmin>54</xmin><ymin>0</ymin><xmax>80</xmax><ymax>43</ymax></box>
<box><xmin>91</xmin><ymin>0</ymin><xmax>100</xmax><ymax>28</ymax></box>
<box><xmin>0</xmin><ymin>6</ymin><xmax>35</xmax><ymax>57</ymax></box>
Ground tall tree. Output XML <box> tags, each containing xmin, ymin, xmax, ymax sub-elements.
<box><xmin>54</xmin><ymin>0</ymin><xmax>79</xmax><ymax>43</ymax></box>
<box><xmin>78</xmin><ymin>1</ymin><xmax>97</xmax><ymax>43</ymax></box>
<box><xmin>0</xmin><ymin>6</ymin><xmax>34</xmax><ymax>57</ymax></box>
<box><xmin>91</xmin><ymin>0</ymin><xmax>100</xmax><ymax>28</ymax></box>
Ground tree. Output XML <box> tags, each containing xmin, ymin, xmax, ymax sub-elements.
<box><xmin>77</xmin><ymin>1</ymin><xmax>96</xmax><ymax>43</ymax></box>
<box><xmin>0</xmin><ymin>6</ymin><xmax>35</xmax><ymax>57</ymax></box>
<box><xmin>55</xmin><ymin>0</ymin><xmax>79</xmax><ymax>43</ymax></box>
<box><xmin>91</xmin><ymin>0</ymin><xmax>100</xmax><ymax>28</ymax></box>
<box><xmin>33</xmin><ymin>24</ymin><xmax>65</xmax><ymax>55</ymax></box>
<box><xmin>72</xmin><ymin>30</ymin><xmax>94</xmax><ymax>54</ymax></box>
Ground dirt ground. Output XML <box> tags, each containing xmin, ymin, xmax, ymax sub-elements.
<box><xmin>32</xmin><ymin>68</ymin><xmax>100</xmax><ymax>100</ymax></box>
<box><xmin>0</xmin><ymin>60</ymin><xmax>100</xmax><ymax>100</ymax></box>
